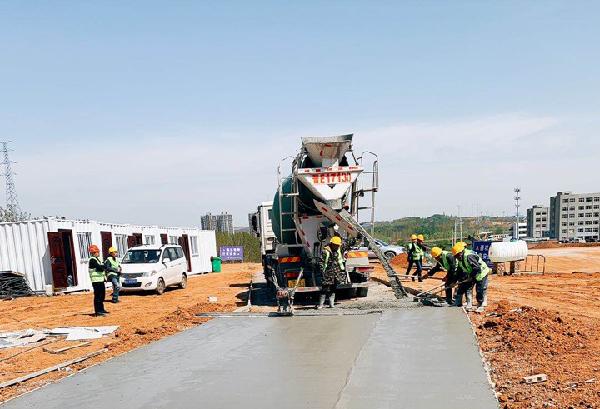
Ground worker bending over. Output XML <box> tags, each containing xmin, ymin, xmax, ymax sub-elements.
<box><xmin>319</xmin><ymin>236</ymin><xmax>347</xmax><ymax>309</ymax></box>
<box><xmin>104</xmin><ymin>246</ymin><xmax>122</xmax><ymax>304</ymax></box>
<box><xmin>88</xmin><ymin>245</ymin><xmax>109</xmax><ymax>317</ymax></box>
<box><xmin>452</xmin><ymin>242</ymin><xmax>490</xmax><ymax>312</ymax></box>
<box><xmin>405</xmin><ymin>234</ymin><xmax>424</xmax><ymax>282</ymax></box>
<box><xmin>429</xmin><ymin>247</ymin><xmax>458</xmax><ymax>305</ymax></box>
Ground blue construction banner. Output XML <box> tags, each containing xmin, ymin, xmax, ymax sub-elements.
<box><xmin>219</xmin><ymin>246</ymin><xmax>244</xmax><ymax>262</ymax></box>
<box><xmin>472</xmin><ymin>240</ymin><xmax>493</xmax><ymax>267</ymax></box>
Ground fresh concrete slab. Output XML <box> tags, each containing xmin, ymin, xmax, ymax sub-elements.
<box><xmin>1</xmin><ymin>308</ymin><xmax>498</xmax><ymax>409</ymax></box>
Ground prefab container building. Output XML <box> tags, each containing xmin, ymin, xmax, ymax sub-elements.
<box><xmin>0</xmin><ymin>217</ymin><xmax>217</xmax><ymax>292</ymax></box>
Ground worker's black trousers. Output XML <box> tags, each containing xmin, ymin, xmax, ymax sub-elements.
<box><xmin>92</xmin><ymin>282</ymin><xmax>106</xmax><ymax>314</ymax></box>
<box><xmin>406</xmin><ymin>259</ymin><xmax>423</xmax><ymax>278</ymax></box>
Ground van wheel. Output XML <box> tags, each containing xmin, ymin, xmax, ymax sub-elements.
<box><xmin>179</xmin><ymin>274</ymin><xmax>187</xmax><ymax>289</ymax></box>
<box><xmin>385</xmin><ymin>251</ymin><xmax>396</xmax><ymax>260</ymax></box>
<box><xmin>156</xmin><ymin>278</ymin><xmax>166</xmax><ymax>295</ymax></box>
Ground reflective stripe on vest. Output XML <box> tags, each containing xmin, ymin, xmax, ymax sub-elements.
<box><xmin>322</xmin><ymin>246</ymin><xmax>345</xmax><ymax>271</ymax></box>
<box><xmin>106</xmin><ymin>257</ymin><xmax>120</xmax><ymax>277</ymax></box>
<box><xmin>458</xmin><ymin>250</ymin><xmax>490</xmax><ymax>281</ymax></box>
<box><xmin>408</xmin><ymin>242</ymin><xmax>424</xmax><ymax>260</ymax></box>
<box><xmin>88</xmin><ymin>256</ymin><xmax>105</xmax><ymax>283</ymax></box>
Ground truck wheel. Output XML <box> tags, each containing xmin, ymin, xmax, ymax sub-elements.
<box><xmin>156</xmin><ymin>278</ymin><xmax>166</xmax><ymax>295</ymax></box>
<box><xmin>385</xmin><ymin>251</ymin><xmax>396</xmax><ymax>260</ymax></box>
<box><xmin>179</xmin><ymin>273</ymin><xmax>187</xmax><ymax>289</ymax></box>
<box><xmin>356</xmin><ymin>287</ymin><xmax>369</xmax><ymax>298</ymax></box>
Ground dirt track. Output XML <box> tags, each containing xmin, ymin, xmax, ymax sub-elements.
<box><xmin>0</xmin><ymin>264</ymin><xmax>257</xmax><ymax>403</ymax></box>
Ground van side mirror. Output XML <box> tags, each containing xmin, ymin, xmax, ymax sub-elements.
<box><xmin>163</xmin><ymin>258</ymin><xmax>171</xmax><ymax>264</ymax></box>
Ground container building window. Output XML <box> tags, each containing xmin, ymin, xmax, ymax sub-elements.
<box><xmin>144</xmin><ymin>235</ymin><xmax>156</xmax><ymax>245</ymax></box>
<box><xmin>77</xmin><ymin>232</ymin><xmax>93</xmax><ymax>261</ymax></box>
<box><xmin>190</xmin><ymin>236</ymin><xmax>199</xmax><ymax>256</ymax></box>
<box><xmin>115</xmin><ymin>234</ymin><xmax>128</xmax><ymax>256</ymax></box>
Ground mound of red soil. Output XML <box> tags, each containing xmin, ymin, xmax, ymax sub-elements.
<box><xmin>473</xmin><ymin>301</ymin><xmax>600</xmax><ymax>408</ymax></box>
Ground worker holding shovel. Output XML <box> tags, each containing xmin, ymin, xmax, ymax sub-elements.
<box><xmin>428</xmin><ymin>247</ymin><xmax>458</xmax><ymax>305</ymax></box>
<box><xmin>452</xmin><ymin>242</ymin><xmax>490</xmax><ymax>312</ymax></box>
<box><xmin>104</xmin><ymin>246</ymin><xmax>122</xmax><ymax>304</ymax></box>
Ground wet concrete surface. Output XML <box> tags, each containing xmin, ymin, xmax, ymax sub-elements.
<box><xmin>2</xmin><ymin>309</ymin><xmax>498</xmax><ymax>409</ymax></box>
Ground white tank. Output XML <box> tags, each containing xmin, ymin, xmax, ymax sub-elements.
<box><xmin>488</xmin><ymin>240</ymin><xmax>528</xmax><ymax>263</ymax></box>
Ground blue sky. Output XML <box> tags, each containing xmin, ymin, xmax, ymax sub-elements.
<box><xmin>1</xmin><ymin>1</ymin><xmax>599</xmax><ymax>226</ymax></box>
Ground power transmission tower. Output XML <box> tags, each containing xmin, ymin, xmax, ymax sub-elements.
<box><xmin>1</xmin><ymin>141</ymin><xmax>22</xmax><ymax>222</ymax></box>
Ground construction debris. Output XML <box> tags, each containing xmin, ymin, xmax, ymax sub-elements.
<box><xmin>0</xmin><ymin>271</ymin><xmax>33</xmax><ymax>300</ymax></box>
<box><xmin>523</xmin><ymin>373</ymin><xmax>548</xmax><ymax>384</ymax></box>
<box><xmin>0</xmin><ymin>330</ymin><xmax>47</xmax><ymax>349</ymax></box>
<box><xmin>43</xmin><ymin>342</ymin><xmax>91</xmax><ymax>354</ymax></box>
<box><xmin>0</xmin><ymin>349</ymin><xmax>107</xmax><ymax>389</ymax></box>
<box><xmin>0</xmin><ymin>326</ymin><xmax>118</xmax><ymax>348</ymax></box>
<box><xmin>49</xmin><ymin>326</ymin><xmax>119</xmax><ymax>341</ymax></box>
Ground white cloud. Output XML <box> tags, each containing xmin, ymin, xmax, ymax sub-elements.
<box><xmin>14</xmin><ymin>113</ymin><xmax>600</xmax><ymax>226</ymax></box>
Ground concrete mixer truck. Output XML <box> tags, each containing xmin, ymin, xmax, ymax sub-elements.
<box><xmin>251</xmin><ymin>135</ymin><xmax>406</xmax><ymax>312</ymax></box>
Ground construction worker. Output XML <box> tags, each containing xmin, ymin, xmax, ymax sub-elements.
<box><xmin>88</xmin><ymin>245</ymin><xmax>109</xmax><ymax>317</ymax></box>
<box><xmin>428</xmin><ymin>247</ymin><xmax>458</xmax><ymax>304</ymax></box>
<box><xmin>452</xmin><ymin>242</ymin><xmax>490</xmax><ymax>312</ymax></box>
<box><xmin>104</xmin><ymin>246</ymin><xmax>122</xmax><ymax>303</ymax></box>
<box><xmin>405</xmin><ymin>234</ymin><xmax>424</xmax><ymax>282</ymax></box>
<box><xmin>318</xmin><ymin>236</ymin><xmax>347</xmax><ymax>309</ymax></box>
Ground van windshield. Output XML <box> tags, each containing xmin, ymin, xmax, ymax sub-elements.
<box><xmin>122</xmin><ymin>250</ymin><xmax>161</xmax><ymax>264</ymax></box>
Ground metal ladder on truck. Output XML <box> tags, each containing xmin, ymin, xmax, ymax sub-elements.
<box><xmin>313</xmin><ymin>199</ymin><xmax>408</xmax><ymax>299</ymax></box>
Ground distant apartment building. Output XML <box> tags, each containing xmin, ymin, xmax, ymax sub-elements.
<box><xmin>526</xmin><ymin>205</ymin><xmax>549</xmax><ymax>238</ymax></box>
<box><xmin>201</xmin><ymin>212</ymin><xmax>234</xmax><ymax>234</ymax></box>
<box><xmin>549</xmin><ymin>191</ymin><xmax>600</xmax><ymax>241</ymax></box>
<box><xmin>509</xmin><ymin>222</ymin><xmax>527</xmax><ymax>239</ymax></box>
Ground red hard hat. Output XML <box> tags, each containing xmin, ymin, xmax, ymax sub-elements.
<box><xmin>88</xmin><ymin>244</ymin><xmax>100</xmax><ymax>254</ymax></box>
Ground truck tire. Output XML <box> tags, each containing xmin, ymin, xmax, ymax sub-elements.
<box><xmin>385</xmin><ymin>251</ymin><xmax>396</xmax><ymax>260</ymax></box>
<box><xmin>356</xmin><ymin>287</ymin><xmax>369</xmax><ymax>298</ymax></box>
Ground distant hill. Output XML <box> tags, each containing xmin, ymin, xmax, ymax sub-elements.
<box><xmin>371</xmin><ymin>214</ymin><xmax>513</xmax><ymax>246</ymax></box>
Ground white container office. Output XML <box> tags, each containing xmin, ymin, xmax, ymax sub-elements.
<box><xmin>0</xmin><ymin>217</ymin><xmax>217</xmax><ymax>292</ymax></box>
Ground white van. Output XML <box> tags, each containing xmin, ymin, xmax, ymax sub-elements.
<box><xmin>120</xmin><ymin>244</ymin><xmax>188</xmax><ymax>295</ymax></box>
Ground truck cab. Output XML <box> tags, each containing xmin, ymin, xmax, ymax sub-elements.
<box><xmin>250</xmin><ymin>201</ymin><xmax>276</xmax><ymax>268</ymax></box>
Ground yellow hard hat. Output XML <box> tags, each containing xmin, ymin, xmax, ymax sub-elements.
<box><xmin>451</xmin><ymin>242</ymin><xmax>466</xmax><ymax>256</ymax></box>
<box><xmin>108</xmin><ymin>246</ymin><xmax>118</xmax><ymax>254</ymax></box>
<box><xmin>410</xmin><ymin>234</ymin><xmax>417</xmax><ymax>240</ymax></box>
<box><xmin>417</xmin><ymin>234</ymin><xmax>425</xmax><ymax>241</ymax></box>
<box><xmin>329</xmin><ymin>236</ymin><xmax>342</xmax><ymax>246</ymax></box>
<box><xmin>431</xmin><ymin>247</ymin><xmax>443</xmax><ymax>258</ymax></box>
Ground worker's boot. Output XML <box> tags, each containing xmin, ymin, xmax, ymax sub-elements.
<box><xmin>481</xmin><ymin>294</ymin><xmax>488</xmax><ymax>307</ymax></box>
<box><xmin>465</xmin><ymin>291</ymin><xmax>473</xmax><ymax>310</ymax></box>
<box><xmin>317</xmin><ymin>294</ymin><xmax>326</xmax><ymax>310</ymax></box>
<box><xmin>328</xmin><ymin>293</ymin><xmax>336</xmax><ymax>308</ymax></box>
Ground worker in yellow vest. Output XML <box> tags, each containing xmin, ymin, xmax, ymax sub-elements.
<box><xmin>405</xmin><ymin>234</ymin><xmax>424</xmax><ymax>282</ymax></box>
<box><xmin>452</xmin><ymin>242</ymin><xmax>490</xmax><ymax>312</ymax></box>
<box><xmin>104</xmin><ymin>246</ymin><xmax>122</xmax><ymax>303</ymax></box>
<box><xmin>88</xmin><ymin>244</ymin><xmax>109</xmax><ymax>317</ymax></box>
<box><xmin>319</xmin><ymin>236</ymin><xmax>346</xmax><ymax>309</ymax></box>
<box><xmin>429</xmin><ymin>247</ymin><xmax>458</xmax><ymax>304</ymax></box>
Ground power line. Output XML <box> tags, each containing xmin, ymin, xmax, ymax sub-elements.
<box><xmin>1</xmin><ymin>141</ymin><xmax>22</xmax><ymax>221</ymax></box>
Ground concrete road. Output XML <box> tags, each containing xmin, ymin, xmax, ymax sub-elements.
<box><xmin>2</xmin><ymin>308</ymin><xmax>498</xmax><ymax>409</ymax></box>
